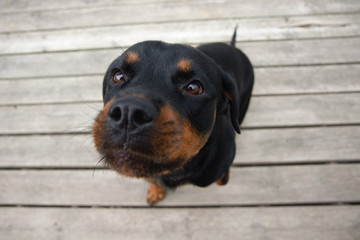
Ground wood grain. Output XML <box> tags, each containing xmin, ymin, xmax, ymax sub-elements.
<box><xmin>1</xmin><ymin>37</ymin><xmax>359</xmax><ymax>79</ymax></box>
<box><xmin>1</xmin><ymin>14</ymin><xmax>359</xmax><ymax>55</ymax></box>
<box><xmin>1</xmin><ymin>64</ymin><xmax>359</xmax><ymax>105</ymax></box>
<box><xmin>0</xmin><ymin>76</ymin><xmax>103</xmax><ymax>105</ymax></box>
<box><xmin>243</xmin><ymin>93</ymin><xmax>360</xmax><ymax>128</ymax></box>
<box><xmin>0</xmin><ymin>126</ymin><xmax>359</xmax><ymax>167</ymax></box>
<box><xmin>235</xmin><ymin>126</ymin><xmax>360</xmax><ymax>163</ymax></box>
<box><xmin>1</xmin><ymin>1</ymin><xmax>359</xmax><ymax>239</ymax></box>
<box><xmin>1</xmin><ymin>0</ymin><xmax>359</xmax><ymax>31</ymax></box>
<box><xmin>1</xmin><ymin>206</ymin><xmax>359</xmax><ymax>240</ymax></box>
<box><xmin>0</xmin><ymin>0</ymin><xmax>185</xmax><ymax>13</ymax></box>
<box><xmin>1</xmin><ymin>93</ymin><xmax>358</xmax><ymax>134</ymax></box>
<box><xmin>0</xmin><ymin>165</ymin><xmax>359</xmax><ymax>206</ymax></box>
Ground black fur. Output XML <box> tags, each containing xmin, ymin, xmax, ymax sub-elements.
<box><xmin>97</xmin><ymin>30</ymin><xmax>254</xmax><ymax>188</ymax></box>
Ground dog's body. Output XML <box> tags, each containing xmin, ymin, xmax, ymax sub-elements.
<box><xmin>93</xmin><ymin>31</ymin><xmax>254</xmax><ymax>205</ymax></box>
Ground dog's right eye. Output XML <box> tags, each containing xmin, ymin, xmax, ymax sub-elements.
<box><xmin>113</xmin><ymin>71</ymin><xmax>125</xmax><ymax>83</ymax></box>
<box><xmin>185</xmin><ymin>81</ymin><xmax>203</xmax><ymax>95</ymax></box>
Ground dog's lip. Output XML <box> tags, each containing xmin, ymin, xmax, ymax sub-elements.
<box><xmin>103</xmin><ymin>147</ymin><xmax>154</xmax><ymax>163</ymax></box>
<box><xmin>103</xmin><ymin>148</ymin><xmax>176</xmax><ymax>177</ymax></box>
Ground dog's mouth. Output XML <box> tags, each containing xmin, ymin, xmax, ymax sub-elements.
<box><xmin>92</xmin><ymin>97</ymin><xmax>212</xmax><ymax>178</ymax></box>
<box><xmin>94</xmin><ymin>126</ymin><xmax>194</xmax><ymax>178</ymax></box>
<box><xmin>100</xmin><ymin>148</ymin><xmax>181</xmax><ymax>178</ymax></box>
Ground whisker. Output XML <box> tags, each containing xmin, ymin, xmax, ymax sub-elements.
<box><xmin>92</xmin><ymin>156</ymin><xmax>107</xmax><ymax>179</ymax></box>
<box><xmin>111</xmin><ymin>41</ymin><xmax>126</xmax><ymax>52</ymax></box>
<box><xmin>85</xmin><ymin>103</ymin><xmax>101</xmax><ymax>113</ymax></box>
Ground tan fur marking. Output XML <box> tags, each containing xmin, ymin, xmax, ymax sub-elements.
<box><xmin>147</xmin><ymin>183</ymin><xmax>166</xmax><ymax>205</ymax></box>
<box><xmin>125</xmin><ymin>51</ymin><xmax>139</xmax><ymax>64</ymax></box>
<box><xmin>177</xmin><ymin>58</ymin><xmax>192</xmax><ymax>72</ymax></box>
<box><xmin>216</xmin><ymin>171</ymin><xmax>230</xmax><ymax>186</ymax></box>
<box><xmin>153</xmin><ymin>105</ymin><xmax>212</xmax><ymax>164</ymax></box>
<box><xmin>92</xmin><ymin>99</ymin><xmax>115</xmax><ymax>152</ymax></box>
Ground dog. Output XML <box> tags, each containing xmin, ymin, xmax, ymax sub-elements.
<box><xmin>92</xmin><ymin>29</ymin><xmax>254</xmax><ymax>205</ymax></box>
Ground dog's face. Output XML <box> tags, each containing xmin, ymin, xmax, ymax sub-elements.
<box><xmin>93</xmin><ymin>41</ymin><xmax>238</xmax><ymax>178</ymax></box>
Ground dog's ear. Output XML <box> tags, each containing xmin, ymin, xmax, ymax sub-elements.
<box><xmin>219</xmin><ymin>69</ymin><xmax>240</xmax><ymax>134</ymax></box>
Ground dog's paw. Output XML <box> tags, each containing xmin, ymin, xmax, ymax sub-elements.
<box><xmin>147</xmin><ymin>183</ymin><xmax>166</xmax><ymax>205</ymax></box>
<box><xmin>216</xmin><ymin>171</ymin><xmax>230</xmax><ymax>186</ymax></box>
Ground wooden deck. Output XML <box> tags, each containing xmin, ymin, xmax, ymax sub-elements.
<box><xmin>1</xmin><ymin>0</ymin><xmax>360</xmax><ymax>239</ymax></box>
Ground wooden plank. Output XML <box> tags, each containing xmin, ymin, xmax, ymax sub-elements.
<box><xmin>0</xmin><ymin>38</ymin><xmax>359</xmax><ymax>79</ymax></box>
<box><xmin>1</xmin><ymin>0</ymin><xmax>359</xmax><ymax>14</ymax></box>
<box><xmin>0</xmin><ymin>103</ymin><xmax>102</xmax><ymax>134</ymax></box>
<box><xmin>1</xmin><ymin>64</ymin><xmax>359</xmax><ymax>105</ymax></box>
<box><xmin>0</xmin><ymin>165</ymin><xmax>359</xmax><ymax>206</ymax></box>
<box><xmin>0</xmin><ymin>0</ymin><xmax>183</xmax><ymax>13</ymax></box>
<box><xmin>1</xmin><ymin>1</ymin><xmax>360</xmax><ymax>32</ymax></box>
<box><xmin>243</xmin><ymin>37</ymin><xmax>360</xmax><ymax>67</ymax></box>
<box><xmin>0</xmin><ymin>126</ymin><xmax>359</xmax><ymax>167</ymax></box>
<box><xmin>242</xmin><ymin>93</ymin><xmax>360</xmax><ymax>128</ymax></box>
<box><xmin>0</xmin><ymin>76</ymin><xmax>103</xmax><ymax>105</ymax></box>
<box><xmin>0</xmin><ymin>135</ymin><xmax>98</xmax><ymax>167</ymax></box>
<box><xmin>1</xmin><ymin>14</ymin><xmax>360</xmax><ymax>55</ymax></box>
<box><xmin>253</xmin><ymin>64</ymin><xmax>360</xmax><ymax>95</ymax></box>
<box><xmin>1</xmin><ymin>206</ymin><xmax>359</xmax><ymax>240</ymax></box>
<box><xmin>1</xmin><ymin>93</ymin><xmax>358</xmax><ymax>134</ymax></box>
<box><xmin>235</xmin><ymin>126</ymin><xmax>360</xmax><ymax>164</ymax></box>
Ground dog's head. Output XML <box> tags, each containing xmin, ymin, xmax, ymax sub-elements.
<box><xmin>92</xmin><ymin>41</ymin><xmax>239</xmax><ymax>178</ymax></box>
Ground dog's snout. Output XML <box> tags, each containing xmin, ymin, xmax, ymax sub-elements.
<box><xmin>108</xmin><ymin>97</ymin><xmax>156</xmax><ymax>131</ymax></box>
<box><xmin>131</xmin><ymin>108</ymin><xmax>154</xmax><ymax>126</ymax></box>
<box><xmin>109</xmin><ymin>105</ymin><xmax>122</xmax><ymax>122</ymax></box>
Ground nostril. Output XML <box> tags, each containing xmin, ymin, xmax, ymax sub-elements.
<box><xmin>132</xmin><ymin>109</ymin><xmax>153</xmax><ymax>126</ymax></box>
<box><xmin>109</xmin><ymin>106</ymin><xmax>122</xmax><ymax>122</ymax></box>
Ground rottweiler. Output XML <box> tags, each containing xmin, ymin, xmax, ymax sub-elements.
<box><xmin>92</xmin><ymin>29</ymin><xmax>254</xmax><ymax>205</ymax></box>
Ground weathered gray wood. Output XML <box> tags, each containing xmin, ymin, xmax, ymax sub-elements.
<box><xmin>0</xmin><ymin>76</ymin><xmax>103</xmax><ymax>105</ymax></box>
<box><xmin>243</xmin><ymin>93</ymin><xmax>360</xmax><ymax>128</ymax></box>
<box><xmin>1</xmin><ymin>38</ymin><xmax>359</xmax><ymax>79</ymax></box>
<box><xmin>0</xmin><ymin>134</ymin><xmax>98</xmax><ymax>167</ymax></box>
<box><xmin>1</xmin><ymin>93</ymin><xmax>358</xmax><ymax>134</ymax></box>
<box><xmin>235</xmin><ymin>126</ymin><xmax>360</xmax><ymax>163</ymax></box>
<box><xmin>242</xmin><ymin>37</ymin><xmax>360</xmax><ymax>67</ymax></box>
<box><xmin>0</xmin><ymin>127</ymin><xmax>359</xmax><ymax>167</ymax></box>
<box><xmin>1</xmin><ymin>2</ymin><xmax>360</xmax><ymax>33</ymax></box>
<box><xmin>1</xmin><ymin>206</ymin><xmax>359</xmax><ymax>240</ymax></box>
<box><xmin>254</xmin><ymin>64</ymin><xmax>360</xmax><ymax>95</ymax></box>
<box><xmin>0</xmin><ymin>165</ymin><xmax>359</xmax><ymax>206</ymax></box>
<box><xmin>0</xmin><ymin>0</ymin><xmax>184</xmax><ymax>13</ymax></box>
<box><xmin>1</xmin><ymin>64</ymin><xmax>359</xmax><ymax>105</ymax></box>
<box><xmin>0</xmin><ymin>103</ymin><xmax>101</xmax><ymax>134</ymax></box>
<box><xmin>1</xmin><ymin>14</ymin><xmax>359</xmax><ymax>55</ymax></box>
<box><xmin>0</xmin><ymin>49</ymin><xmax>118</xmax><ymax>79</ymax></box>
<box><xmin>0</xmin><ymin>1</ymin><xmax>359</xmax><ymax>239</ymax></box>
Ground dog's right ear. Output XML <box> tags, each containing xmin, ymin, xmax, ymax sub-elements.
<box><xmin>218</xmin><ymin>68</ymin><xmax>240</xmax><ymax>134</ymax></box>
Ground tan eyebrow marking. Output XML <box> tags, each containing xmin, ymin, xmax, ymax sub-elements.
<box><xmin>125</xmin><ymin>51</ymin><xmax>139</xmax><ymax>64</ymax></box>
<box><xmin>177</xmin><ymin>58</ymin><xmax>192</xmax><ymax>72</ymax></box>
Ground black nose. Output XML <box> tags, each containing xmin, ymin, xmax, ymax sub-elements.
<box><xmin>108</xmin><ymin>96</ymin><xmax>157</xmax><ymax>132</ymax></box>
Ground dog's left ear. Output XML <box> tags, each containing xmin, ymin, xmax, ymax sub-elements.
<box><xmin>218</xmin><ymin>68</ymin><xmax>240</xmax><ymax>134</ymax></box>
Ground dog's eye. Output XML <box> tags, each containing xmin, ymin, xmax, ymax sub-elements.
<box><xmin>185</xmin><ymin>81</ymin><xmax>203</xmax><ymax>95</ymax></box>
<box><xmin>113</xmin><ymin>71</ymin><xmax>125</xmax><ymax>83</ymax></box>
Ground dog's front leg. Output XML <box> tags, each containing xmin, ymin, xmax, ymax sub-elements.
<box><xmin>146</xmin><ymin>179</ymin><xmax>166</xmax><ymax>205</ymax></box>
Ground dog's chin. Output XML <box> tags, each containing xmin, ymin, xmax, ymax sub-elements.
<box><xmin>103</xmin><ymin>149</ymin><xmax>178</xmax><ymax>178</ymax></box>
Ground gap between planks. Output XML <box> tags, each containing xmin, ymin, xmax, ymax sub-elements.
<box><xmin>1</xmin><ymin>201</ymin><xmax>360</xmax><ymax>209</ymax></box>
<box><xmin>1</xmin><ymin>161</ymin><xmax>360</xmax><ymax>171</ymax></box>
<box><xmin>1</xmin><ymin>206</ymin><xmax>359</xmax><ymax>240</ymax></box>
<box><xmin>0</xmin><ymin>11</ymin><xmax>359</xmax><ymax>34</ymax></box>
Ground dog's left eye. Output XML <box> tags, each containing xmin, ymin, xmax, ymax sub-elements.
<box><xmin>185</xmin><ymin>81</ymin><xmax>203</xmax><ymax>95</ymax></box>
<box><xmin>113</xmin><ymin>71</ymin><xmax>125</xmax><ymax>83</ymax></box>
